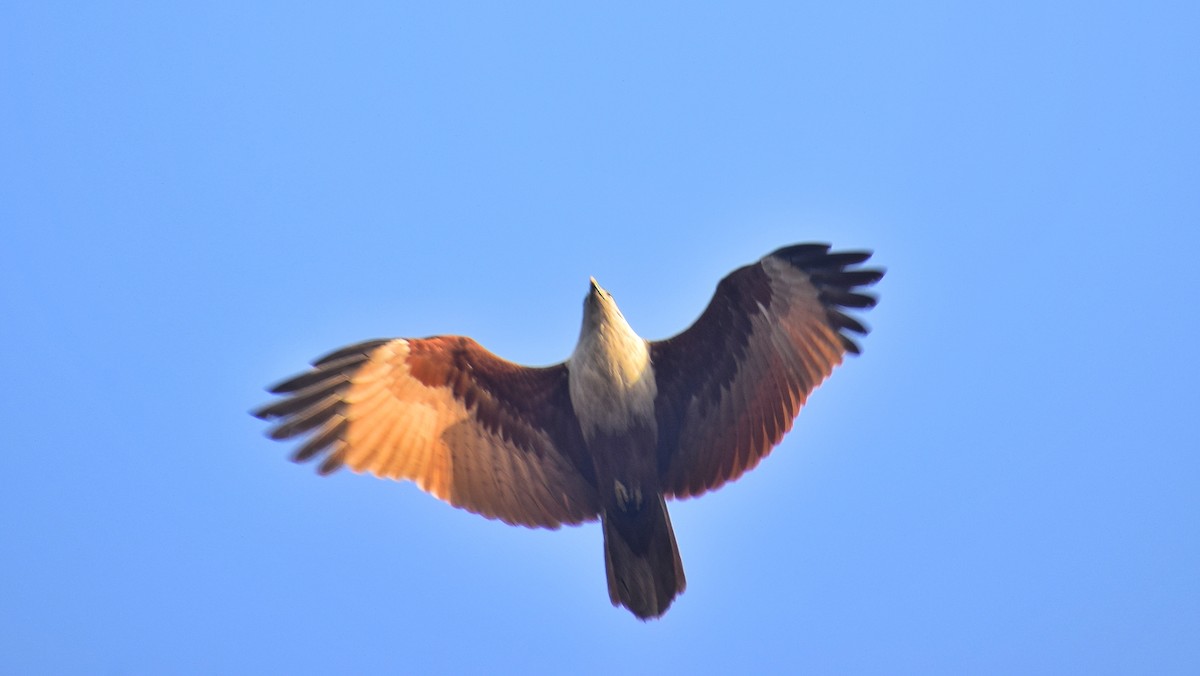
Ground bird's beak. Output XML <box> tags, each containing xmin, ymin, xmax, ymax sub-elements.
<box><xmin>589</xmin><ymin>276</ymin><xmax>601</xmax><ymax>295</ymax></box>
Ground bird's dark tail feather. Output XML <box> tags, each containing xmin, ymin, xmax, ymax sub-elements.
<box><xmin>602</xmin><ymin>494</ymin><xmax>686</xmax><ymax>620</ymax></box>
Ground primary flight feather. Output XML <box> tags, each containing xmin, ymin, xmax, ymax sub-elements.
<box><xmin>253</xmin><ymin>242</ymin><xmax>883</xmax><ymax>619</ymax></box>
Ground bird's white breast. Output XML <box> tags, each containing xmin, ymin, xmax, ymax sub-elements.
<box><xmin>567</xmin><ymin>317</ymin><xmax>658</xmax><ymax>439</ymax></box>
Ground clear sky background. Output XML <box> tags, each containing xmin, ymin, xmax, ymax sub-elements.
<box><xmin>3</xmin><ymin>2</ymin><xmax>1198</xmax><ymax>674</ymax></box>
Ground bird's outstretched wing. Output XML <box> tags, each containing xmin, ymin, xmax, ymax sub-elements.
<box><xmin>254</xmin><ymin>337</ymin><xmax>600</xmax><ymax>528</ymax></box>
<box><xmin>650</xmin><ymin>244</ymin><xmax>884</xmax><ymax>498</ymax></box>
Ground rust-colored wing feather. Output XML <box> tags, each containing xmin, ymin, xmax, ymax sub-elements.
<box><xmin>254</xmin><ymin>336</ymin><xmax>600</xmax><ymax>528</ymax></box>
<box><xmin>650</xmin><ymin>244</ymin><xmax>883</xmax><ymax>498</ymax></box>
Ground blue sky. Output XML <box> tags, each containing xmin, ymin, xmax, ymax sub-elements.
<box><xmin>3</xmin><ymin>2</ymin><xmax>1198</xmax><ymax>673</ymax></box>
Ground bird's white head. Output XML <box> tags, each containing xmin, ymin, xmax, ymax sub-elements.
<box><xmin>583</xmin><ymin>276</ymin><xmax>623</xmax><ymax>329</ymax></box>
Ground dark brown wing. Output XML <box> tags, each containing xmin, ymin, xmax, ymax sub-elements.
<box><xmin>650</xmin><ymin>244</ymin><xmax>883</xmax><ymax>498</ymax></box>
<box><xmin>253</xmin><ymin>336</ymin><xmax>600</xmax><ymax>528</ymax></box>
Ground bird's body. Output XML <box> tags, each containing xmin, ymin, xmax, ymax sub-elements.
<box><xmin>254</xmin><ymin>243</ymin><xmax>883</xmax><ymax>619</ymax></box>
<box><xmin>569</xmin><ymin>279</ymin><xmax>682</xmax><ymax>617</ymax></box>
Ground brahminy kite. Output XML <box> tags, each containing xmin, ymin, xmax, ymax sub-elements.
<box><xmin>253</xmin><ymin>243</ymin><xmax>883</xmax><ymax>619</ymax></box>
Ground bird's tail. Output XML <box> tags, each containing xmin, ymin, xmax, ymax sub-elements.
<box><xmin>602</xmin><ymin>494</ymin><xmax>686</xmax><ymax>620</ymax></box>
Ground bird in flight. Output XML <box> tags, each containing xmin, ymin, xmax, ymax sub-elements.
<box><xmin>254</xmin><ymin>243</ymin><xmax>883</xmax><ymax>619</ymax></box>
